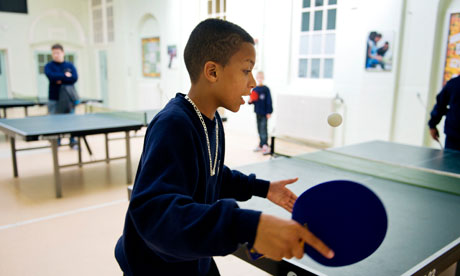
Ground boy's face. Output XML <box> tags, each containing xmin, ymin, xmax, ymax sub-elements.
<box><xmin>52</xmin><ymin>49</ymin><xmax>65</xmax><ymax>63</ymax></box>
<box><xmin>214</xmin><ymin>42</ymin><xmax>256</xmax><ymax>112</ymax></box>
<box><xmin>256</xmin><ymin>72</ymin><xmax>264</xmax><ymax>85</ymax></box>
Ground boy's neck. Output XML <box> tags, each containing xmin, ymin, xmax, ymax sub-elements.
<box><xmin>187</xmin><ymin>86</ymin><xmax>217</xmax><ymax>120</ymax></box>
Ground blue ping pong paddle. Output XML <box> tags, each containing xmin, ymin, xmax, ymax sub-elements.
<box><xmin>249</xmin><ymin>180</ymin><xmax>388</xmax><ymax>267</ymax></box>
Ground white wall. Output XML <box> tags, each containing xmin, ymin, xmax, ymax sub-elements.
<box><xmin>1</xmin><ymin>0</ymin><xmax>458</xmax><ymax>149</ymax></box>
<box><xmin>0</xmin><ymin>0</ymin><xmax>89</xmax><ymax>98</ymax></box>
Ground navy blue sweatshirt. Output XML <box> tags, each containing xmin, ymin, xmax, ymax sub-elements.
<box><xmin>44</xmin><ymin>61</ymin><xmax>78</xmax><ymax>100</ymax></box>
<box><xmin>251</xmin><ymin>85</ymin><xmax>273</xmax><ymax>115</ymax></box>
<box><xmin>115</xmin><ymin>93</ymin><xmax>270</xmax><ymax>276</ymax></box>
<box><xmin>428</xmin><ymin>76</ymin><xmax>460</xmax><ymax>139</ymax></box>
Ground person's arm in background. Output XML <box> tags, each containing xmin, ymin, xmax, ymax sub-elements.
<box><xmin>428</xmin><ymin>81</ymin><xmax>452</xmax><ymax>141</ymax></box>
<box><xmin>266</xmin><ymin>86</ymin><xmax>273</xmax><ymax>119</ymax></box>
<box><xmin>45</xmin><ymin>63</ymin><xmax>66</xmax><ymax>84</ymax></box>
<box><xmin>63</xmin><ymin>63</ymin><xmax>78</xmax><ymax>84</ymax></box>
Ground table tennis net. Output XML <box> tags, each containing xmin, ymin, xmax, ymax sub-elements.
<box><xmin>291</xmin><ymin>150</ymin><xmax>460</xmax><ymax>196</ymax></box>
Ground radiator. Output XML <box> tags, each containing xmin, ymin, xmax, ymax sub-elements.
<box><xmin>274</xmin><ymin>94</ymin><xmax>339</xmax><ymax>147</ymax></box>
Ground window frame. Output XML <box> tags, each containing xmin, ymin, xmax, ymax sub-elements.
<box><xmin>291</xmin><ymin>0</ymin><xmax>337</xmax><ymax>87</ymax></box>
<box><xmin>90</xmin><ymin>0</ymin><xmax>115</xmax><ymax>45</ymax></box>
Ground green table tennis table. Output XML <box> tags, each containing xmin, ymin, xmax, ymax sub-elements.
<box><xmin>0</xmin><ymin>110</ymin><xmax>159</xmax><ymax>198</ymax></box>
<box><xmin>233</xmin><ymin>140</ymin><xmax>460</xmax><ymax>276</ymax></box>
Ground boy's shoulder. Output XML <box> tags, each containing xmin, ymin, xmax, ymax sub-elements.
<box><xmin>150</xmin><ymin>93</ymin><xmax>193</xmax><ymax>128</ymax></box>
<box><xmin>254</xmin><ymin>85</ymin><xmax>270</xmax><ymax>92</ymax></box>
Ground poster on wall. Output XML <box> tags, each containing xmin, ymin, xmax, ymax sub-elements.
<box><xmin>365</xmin><ymin>31</ymin><xmax>394</xmax><ymax>72</ymax></box>
<box><xmin>167</xmin><ymin>45</ymin><xmax>177</xmax><ymax>69</ymax></box>
<box><xmin>443</xmin><ymin>13</ymin><xmax>460</xmax><ymax>85</ymax></box>
<box><xmin>142</xmin><ymin>37</ymin><xmax>160</xmax><ymax>77</ymax></box>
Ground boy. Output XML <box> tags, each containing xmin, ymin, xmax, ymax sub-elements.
<box><xmin>428</xmin><ymin>75</ymin><xmax>460</xmax><ymax>151</ymax></box>
<box><xmin>249</xmin><ymin>71</ymin><xmax>273</xmax><ymax>154</ymax></box>
<box><xmin>115</xmin><ymin>19</ymin><xmax>333</xmax><ymax>276</ymax></box>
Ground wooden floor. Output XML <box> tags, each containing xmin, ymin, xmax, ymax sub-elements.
<box><xmin>0</xmin><ymin>106</ymin><xmax>317</xmax><ymax>276</ymax></box>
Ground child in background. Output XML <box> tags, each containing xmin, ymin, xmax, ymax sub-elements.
<box><xmin>249</xmin><ymin>71</ymin><xmax>273</xmax><ymax>155</ymax></box>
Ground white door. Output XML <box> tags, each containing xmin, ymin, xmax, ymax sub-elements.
<box><xmin>0</xmin><ymin>51</ymin><xmax>8</xmax><ymax>98</ymax></box>
<box><xmin>99</xmin><ymin>50</ymin><xmax>108</xmax><ymax>106</ymax></box>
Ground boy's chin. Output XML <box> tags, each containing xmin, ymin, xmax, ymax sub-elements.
<box><xmin>226</xmin><ymin>105</ymin><xmax>240</xmax><ymax>113</ymax></box>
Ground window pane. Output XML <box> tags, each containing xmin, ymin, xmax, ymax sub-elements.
<box><xmin>224</xmin><ymin>0</ymin><xmax>226</xmax><ymax>12</ymax></box>
<box><xmin>327</xmin><ymin>9</ymin><xmax>336</xmax><ymax>30</ymax></box>
<box><xmin>38</xmin><ymin>54</ymin><xmax>44</xmax><ymax>63</ymax></box>
<box><xmin>299</xmin><ymin>35</ymin><xmax>309</xmax><ymax>55</ymax></box>
<box><xmin>312</xmin><ymin>34</ymin><xmax>322</xmax><ymax>54</ymax></box>
<box><xmin>298</xmin><ymin>59</ymin><xmax>308</xmax><ymax>78</ymax></box>
<box><xmin>324</xmin><ymin>58</ymin><xmax>334</xmax><ymax>78</ymax></box>
<box><xmin>329</xmin><ymin>0</ymin><xmax>337</xmax><ymax>4</ymax></box>
<box><xmin>311</xmin><ymin>59</ymin><xmax>320</xmax><ymax>78</ymax></box>
<box><xmin>39</xmin><ymin>65</ymin><xmax>44</xmax><ymax>74</ymax></box>
<box><xmin>315</xmin><ymin>0</ymin><xmax>324</xmax><ymax>7</ymax></box>
<box><xmin>47</xmin><ymin>55</ymin><xmax>52</xmax><ymax>62</ymax></box>
<box><xmin>216</xmin><ymin>0</ymin><xmax>220</xmax><ymax>13</ymax></box>
<box><xmin>303</xmin><ymin>0</ymin><xmax>311</xmax><ymax>8</ymax></box>
<box><xmin>314</xmin><ymin>10</ymin><xmax>323</xmax><ymax>31</ymax></box>
<box><xmin>301</xmin><ymin>12</ymin><xmax>310</xmax><ymax>31</ymax></box>
<box><xmin>92</xmin><ymin>0</ymin><xmax>101</xmax><ymax>6</ymax></box>
<box><xmin>325</xmin><ymin>33</ymin><xmax>335</xmax><ymax>54</ymax></box>
<box><xmin>208</xmin><ymin>0</ymin><xmax>212</xmax><ymax>14</ymax></box>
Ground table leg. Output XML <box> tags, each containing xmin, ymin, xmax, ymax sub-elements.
<box><xmin>10</xmin><ymin>136</ymin><xmax>18</xmax><ymax>177</ymax></box>
<box><xmin>78</xmin><ymin>137</ymin><xmax>82</xmax><ymax>168</ymax></box>
<box><xmin>105</xmin><ymin>133</ymin><xmax>109</xmax><ymax>163</ymax></box>
<box><xmin>125</xmin><ymin>131</ymin><xmax>132</xmax><ymax>184</ymax></box>
<box><xmin>50</xmin><ymin>139</ymin><xmax>62</xmax><ymax>198</ymax></box>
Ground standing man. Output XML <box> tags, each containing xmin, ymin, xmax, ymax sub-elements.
<box><xmin>249</xmin><ymin>71</ymin><xmax>273</xmax><ymax>155</ymax></box>
<box><xmin>428</xmin><ymin>75</ymin><xmax>460</xmax><ymax>151</ymax></box>
<box><xmin>45</xmin><ymin>43</ymin><xmax>79</xmax><ymax>148</ymax></box>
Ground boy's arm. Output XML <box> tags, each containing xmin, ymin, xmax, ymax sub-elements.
<box><xmin>128</xmin><ymin>117</ymin><xmax>262</xmax><ymax>260</ymax></box>
<box><xmin>266</xmin><ymin>87</ymin><xmax>273</xmax><ymax>114</ymax></box>
<box><xmin>62</xmin><ymin>63</ymin><xmax>78</xmax><ymax>84</ymax></box>
<box><xmin>219</xmin><ymin>166</ymin><xmax>270</xmax><ymax>201</ymax></box>
<box><xmin>428</xmin><ymin>81</ymin><xmax>452</xmax><ymax>129</ymax></box>
<box><xmin>44</xmin><ymin>63</ymin><xmax>66</xmax><ymax>83</ymax></box>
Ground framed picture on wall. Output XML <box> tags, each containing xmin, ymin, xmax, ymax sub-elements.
<box><xmin>167</xmin><ymin>45</ymin><xmax>177</xmax><ymax>69</ymax></box>
<box><xmin>365</xmin><ymin>31</ymin><xmax>394</xmax><ymax>72</ymax></box>
<box><xmin>443</xmin><ymin>13</ymin><xmax>460</xmax><ymax>85</ymax></box>
<box><xmin>142</xmin><ymin>37</ymin><xmax>160</xmax><ymax>77</ymax></box>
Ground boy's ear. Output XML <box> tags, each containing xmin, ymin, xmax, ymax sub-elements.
<box><xmin>203</xmin><ymin>61</ymin><xmax>219</xmax><ymax>83</ymax></box>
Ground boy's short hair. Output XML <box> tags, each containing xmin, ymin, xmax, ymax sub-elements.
<box><xmin>51</xmin><ymin>43</ymin><xmax>64</xmax><ymax>51</ymax></box>
<box><xmin>184</xmin><ymin>19</ymin><xmax>254</xmax><ymax>83</ymax></box>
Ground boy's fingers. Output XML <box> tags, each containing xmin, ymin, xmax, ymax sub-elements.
<box><xmin>301</xmin><ymin>227</ymin><xmax>334</xmax><ymax>259</ymax></box>
<box><xmin>283</xmin><ymin>177</ymin><xmax>299</xmax><ymax>185</ymax></box>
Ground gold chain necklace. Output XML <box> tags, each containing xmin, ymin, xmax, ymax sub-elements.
<box><xmin>185</xmin><ymin>95</ymin><xmax>219</xmax><ymax>176</ymax></box>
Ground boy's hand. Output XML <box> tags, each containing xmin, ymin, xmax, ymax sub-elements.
<box><xmin>253</xmin><ymin>214</ymin><xmax>334</xmax><ymax>261</ymax></box>
<box><xmin>266</xmin><ymin>114</ymin><xmax>271</xmax><ymax>119</ymax></box>
<box><xmin>430</xmin><ymin>128</ymin><xmax>439</xmax><ymax>141</ymax></box>
<box><xmin>267</xmin><ymin>178</ymin><xmax>298</xmax><ymax>213</ymax></box>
